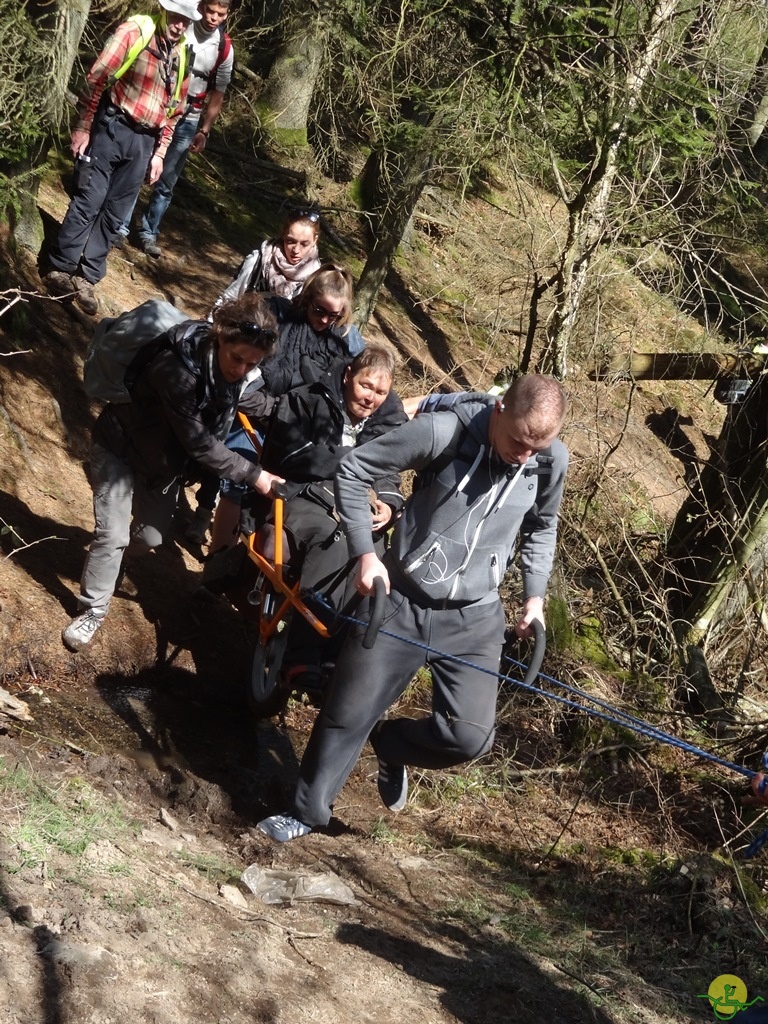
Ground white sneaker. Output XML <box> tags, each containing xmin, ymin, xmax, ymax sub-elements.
<box><xmin>62</xmin><ymin>611</ymin><xmax>104</xmax><ymax>652</ymax></box>
<box><xmin>257</xmin><ymin>814</ymin><xmax>312</xmax><ymax>842</ymax></box>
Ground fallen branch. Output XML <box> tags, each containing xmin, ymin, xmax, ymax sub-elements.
<box><xmin>206</xmin><ymin>141</ymin><xmax>306</xmax><ymax>183</ymax></box>
<box><xmin>0</xmin><ymin>687</ymin><xmax>33</xmax><ymax>723</ymax></box>
<box><xmin>536</xmin><ymin>786</ymin><xmax>586</xmax><ymax>868</ymax></box>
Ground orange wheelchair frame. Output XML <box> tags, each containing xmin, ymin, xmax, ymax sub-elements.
<box><xmin>236</xmin><ymin>413</ymin><xmax>384</xmax><ymax>716</ymax></box>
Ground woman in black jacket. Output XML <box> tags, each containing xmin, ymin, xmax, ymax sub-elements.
<box><xmin>62</xmin><ymin>293</ymin><xmax>284</xmax><ymax>652</ymax></box>
<box><xmin>257</xmin><ymin>341</ymin><xmax>407</xmax><ymax>694</ymax></box>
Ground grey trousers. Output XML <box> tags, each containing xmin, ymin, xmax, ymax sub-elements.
<box><xmin>78</xmin><ymin>442</ymin><xmax>179</xmax><ymax>617</ymax></box>
<box><xmin>292</xmin><ymin>589</ymin><xmax>505</xmax><ymax>828</ymax></box>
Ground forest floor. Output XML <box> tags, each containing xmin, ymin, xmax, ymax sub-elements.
<box><xmin>0</xmin><ymin>157</ymin><xmax>767</xmax><ymax>1024</ymax></box>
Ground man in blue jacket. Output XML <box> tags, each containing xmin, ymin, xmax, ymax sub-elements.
<box><xmin>258</xmin><ymin>374</ymin><xmax>568</xmax><ymax>841</ymax></box>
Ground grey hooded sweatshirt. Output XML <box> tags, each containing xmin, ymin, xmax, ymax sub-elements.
<box><xmin>334</xmin><ymin>396</ymin><xmax>568</xmax><ymax>607</ymax></box>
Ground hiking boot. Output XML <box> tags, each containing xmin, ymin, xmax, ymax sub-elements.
<box><xmin>43</xmin><ymin>270</ymin><xmax>76</xmax><ymax>298</ymax></box>
<box><xmin>377</xmin><ymin>759</ymin><xmax>408</xmax><ymax>812</ymax></box>
<box><xmin>112</xmin><ymin>233</ymin><xmax>126</xmax><ymax>250</ymax></box>
<box><xmin>62</xmin><ymin>610</ymin><xmax>105</xmax><ymax>652</ymax></box>
<box><xmin>257</xmin><ymin>813</ymin><xmax>312</xmax><ymax>842</ymax></box>
<box><xmin>142</xmin><ymin>238</ymin><xmax>162</xmax><ymax>259</ymax></box>
<box><xmin>71</xmin><ymin>276</ymin><xmax>98</xmax><ymax>315</ymax></box>
<box><xmin>185</xmin><ymin>506</ymin><xmax>213</xmax><ymax>545</ymax></box>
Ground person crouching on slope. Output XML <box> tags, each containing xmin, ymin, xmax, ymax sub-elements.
<box><xmin>214</xmin><ymin>208</ymin><xmax>323</xmax><ymax>304</ymax></box>
<box><xmin>62</xmin><ymin>294</ymin><xmax>284</xmax><ymax>652</ymax></box>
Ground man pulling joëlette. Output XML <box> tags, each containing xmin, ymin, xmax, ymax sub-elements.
<box><xmin>43</xmin><ymin>0</ymin><xmax>198</xmax><ymax>314</ymax></box>
<box><xmin>257</xmin><ymin>374</ymin><xmax>569</xmax><ymax>842</ymax></box>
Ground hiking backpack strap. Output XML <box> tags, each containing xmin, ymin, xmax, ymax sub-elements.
<box><xmin>108</xmin><ymin>16</ymin><xmax>157</xmax><ymax>86</ymax></box>
<box><xmin>523</xmin><ymin>446</ymin><xmax>554</xmax><ymax>477</ymax></box>
<box><xmin>412</xmin><ymin>416</ymin><xmax>468</xmax><ymax>493</ymax></box>
<box><xmin>124</xmin><ymin>321</ymin><xmax>202</xmax><ymax>399</ymax></box>
<box><xmin>122</xmin><ymin>334</ymin><xmax>173</xmax><ymax>395</ymax></box>
<box><xmin>186</xmin><ymin>28</ymin><xmax>231</xmax><ymax>113</ymax></box>
<box><xmin>190</xmin><ymin>28</ymin><xmax>232</xmax><ymax>88</ymax></box>
<box><xmin>246</xmin><ymin>248</ymin><xmax>265</xmax><ymax>293</ymax></box>
<box><xmin>108</xmin><ymin>15</ymin><xmax>188</xmax><ymax>112</ymax></box>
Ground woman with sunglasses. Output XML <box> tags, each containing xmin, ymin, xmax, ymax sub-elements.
<box><xmin>216</xmin><ymin>210</ymin><xmax>322</xmax><ymax>304</ymax></box>
<box><xmin>258</xmin><ymin>263</ymin><xmax>365</xmax><ymax>394</ymax></box>
<box><xmin>62</xmin><ymin>293</ymin><xmax>285</xmax><ymax>652</ymax></box>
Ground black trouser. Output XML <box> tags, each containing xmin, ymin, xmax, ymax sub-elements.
<box><xmin>281</xmin><ymin>496</ymin><xmax>358</xmax><ymax>672</ymax></box>
<box><xmin>49</xmin><ymin>105</ymin><xmax>156</xmax><ymax>283</ymax></box>
<box><xmin>292</xmin><ymin>590</ymin><xmax>505</xmax><ymax>828</ymax></box>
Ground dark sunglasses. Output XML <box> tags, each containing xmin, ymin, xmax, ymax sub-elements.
<box><xmin>310</xmin><ymin>303</ymin><xmax>342</xmax><ymax>322</ymax></box>
<box><xmin>238</xmin><ymin>322</ymin><xmax>277</xmax><ymax>345</ymax></box>
<box><xmin>293</xmin><ymin>208</ymin><xmax>320</xmax><ymax>223</ymax></box>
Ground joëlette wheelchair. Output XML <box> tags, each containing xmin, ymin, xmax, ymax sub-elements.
<box><xmin>203</xmin><ymin>413</ymin><xmax>385</xmax><ymax>718</ymax></box>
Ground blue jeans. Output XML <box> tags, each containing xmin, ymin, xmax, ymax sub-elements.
<box><xmin>219</xmin><ymin>425</ymin><xmax>262</xmax><ymax>502</ymax></box>
<box><xmin>118</xmin><ymin>114</ymin><xmax>199</xmax><ymax>240</ymax></box>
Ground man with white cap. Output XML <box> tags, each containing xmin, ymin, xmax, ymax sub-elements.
<box><xmin>42</xmin><ymin>0</ymin><xmax>199</xmax><ymax>314</ymax></box>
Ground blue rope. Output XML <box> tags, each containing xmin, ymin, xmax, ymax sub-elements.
<box><xmin>499</xmin><ymin>653</ymin><xmax>755</xmax><ymax>778</ymax></box>
<box><xmin>311</xmin><ymin>591</ymin><xmax>768</xmax><ymax>855</ymax></box>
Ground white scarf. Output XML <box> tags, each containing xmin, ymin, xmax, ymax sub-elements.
<box><xmin>261</xmin><ymin>239</ymin><xmax>321</xmax><ymax>299</ymax></box>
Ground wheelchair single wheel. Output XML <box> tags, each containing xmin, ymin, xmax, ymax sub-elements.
<box><xmin>248</xmin><ymin>583</ymin><xmax>293</xmax><ymax>718</ymax></box>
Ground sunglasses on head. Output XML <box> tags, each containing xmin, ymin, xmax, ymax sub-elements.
<box><xmin>293</xmin><ymin>208</ymin><xmax>320</xmax><ymax>223</ymax></box>
<box><xmin>238</xmin><ymin>322</ymin><xmax>277</xmax><ymax>345</ymax></box>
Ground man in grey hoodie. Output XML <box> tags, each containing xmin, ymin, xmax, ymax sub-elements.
<box><xmin>257</xmin><ymin>374</ymin><xmax>568</xmax><ymax>841</ymax></box>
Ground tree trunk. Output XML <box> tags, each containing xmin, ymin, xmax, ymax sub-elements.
<box><xmin>256</xmin><ymin>16</ymin><xmax>325</xmax><ymax>159</ymax></box>
<box><xmin>731</xmin><ymin>36</ymin><xmax>768</xmax><ymax>170</ymax></box>
<box><xmin>354</xmin><ymin>142</ymin><xmax>433</xmax><ymax>328</ymax></box>
<box><xmin>4</xmin><ymin>0</ymin><xmax>91</xmax><ymax>252</ymax></box>
<box><xmin>667</xmin><ymin>376</ymin><xmax>768</xmax><ymax>641</ymax></box>
<box><xmin>545</xmin><ymin>0</ymin><xmax>681</xmax><ymax>379</ymax></box>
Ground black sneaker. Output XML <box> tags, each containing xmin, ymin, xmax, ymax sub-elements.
<box><xmin>377</xmin><ymin>758</ymin><xmax>408</xmax><ymax>812</ymax></box>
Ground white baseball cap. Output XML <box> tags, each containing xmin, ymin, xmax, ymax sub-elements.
<box><xmin>158</xmin><ymin>0</ymin><xmax>202</xmax><ymax>21</ymax></box>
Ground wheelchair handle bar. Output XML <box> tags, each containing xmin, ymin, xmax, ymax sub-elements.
<box><xmin>522</xmin><ymin>618</ymin><xmax>547</xmax><ymax>686</ymax></box>
<box><xmin>362</xmin><ymin>576</ymin><xmax>387</xmax><ymax>650</ymax></box>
